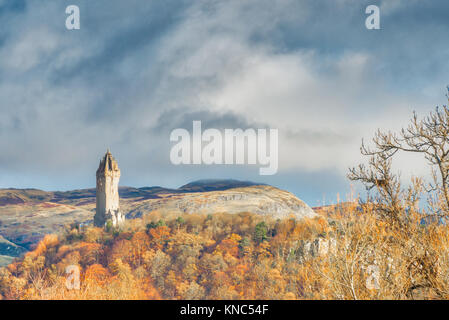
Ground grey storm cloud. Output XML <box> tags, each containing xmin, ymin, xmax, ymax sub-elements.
<box><xmin>0</xmin><ymin>0</ymin><xmax>448</xmax><ymax>204</ymax></box>
<box><xmin>152</xmin><ymin>108</ymin><xmax>268</xmax><ymax>134</ymax></box>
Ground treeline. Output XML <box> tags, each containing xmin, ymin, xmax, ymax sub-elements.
<box><xmin>2</xmin><ymin>203</ymin><xmax>449</xmax><ymax>300</ymax></box>
<box><xmin>0</xmin><ymin>211</ymin><xmax>329</xmax><ymax>300</ymax></box>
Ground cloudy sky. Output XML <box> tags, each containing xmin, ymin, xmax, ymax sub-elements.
<box><xmin>0</xmin><ymin>0</ymin><xmax>448</xmax><ymax>206</ymax></box>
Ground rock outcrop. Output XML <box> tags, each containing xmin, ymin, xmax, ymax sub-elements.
<box><xmin>297</xmin><ymin>237</ymin><xmax>337</xmax><ymax>262</ymax></box>
<box><xmin>126</xmin><ymin>185</ymin><xmax>317</xmax><ymax>220</ymax></box>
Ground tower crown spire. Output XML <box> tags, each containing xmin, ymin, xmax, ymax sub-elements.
<box><xmin>97</xmin><ymin>149</ymin><xmax>120</xmax><ymax>176</ymax></box>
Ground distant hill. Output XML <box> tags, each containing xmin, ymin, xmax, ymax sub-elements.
<box><xmin>179</xmin><ymin>179</ymin><xmax>264</xmax><ymax>192</ymax></box>
<box><xmin>0</xmin><ymin>179</ymin><xmax>266</xmax><ymax>205</ymax></box>
<box><xmin>0</xmin><ymin>235</ymin><xmax>27</xmax><ymax>267</ymax></box>
<box><xmin>0</xmin><ymin>189</ymin><xmax>53</xmax><ymax>205</ymax></box>
<box><xmin>0</xmin><ymin>235</ymin><xmax>27</xmax><ymax>257</ymax></box>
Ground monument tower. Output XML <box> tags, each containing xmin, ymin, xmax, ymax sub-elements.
<box><xmin>94</xmin><ymin>149</ymin><xmax>124</xmax><ymax>228</ymax></box>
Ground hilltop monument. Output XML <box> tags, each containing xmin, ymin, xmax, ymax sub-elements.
<box><xmin>94</xmin><ymin>149</ymin><xmax>124</xmax><ymax>228</ymax></box>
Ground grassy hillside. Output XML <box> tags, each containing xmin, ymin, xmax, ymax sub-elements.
<box><xmin>0</xmin><ymin>189</ymin><xmax>53</xmax><ymax>205</ymax></box>
<box><xmin>0</xmin><ymin>256</ymin><xmax>14</xmax><ymax>268</ymax></box>
<box><xmin>0</xmin><ymin>236</ymin><xmax>26</xmax><ymax>268</ymax></box>
<box><xmin>0</xmin><ymin>236</ymin><xmax>27</xmax><ymax>257</ymax></box>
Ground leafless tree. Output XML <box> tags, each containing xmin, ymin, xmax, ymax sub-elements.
<box><xmin>349</xmin><ymin>88</ymin><xmax>449</xmax><ymax>221</ymax></box>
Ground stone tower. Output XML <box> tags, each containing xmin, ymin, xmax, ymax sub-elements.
<box><xmin>94</xmin><ymin>149</ymin><xmax>124</xmax><ymax>228</ymax></box>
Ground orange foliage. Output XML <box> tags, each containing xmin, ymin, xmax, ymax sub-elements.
<box><xmin>214</xmin><ymin>233</ymin><xmax>241</xmax><ymax>257</ymax></box>
<box><xmin>30</xmin><ymin>234</ymin><xmax>59</xmax><ymax>257</ymax></box>
<box><xmin>83</xmin><ymin>264</ymin><xmax>110</xmax><ymax>286</ymax></box>
<box><xmin>4</xmin><ymin>208</ymin><xmax>449</xmax><ymax>300</ymax></box>
<box><xmin>149</xmin><ymin>226</ymin><xmax>171</xmax><ymax>250</ymax></box>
